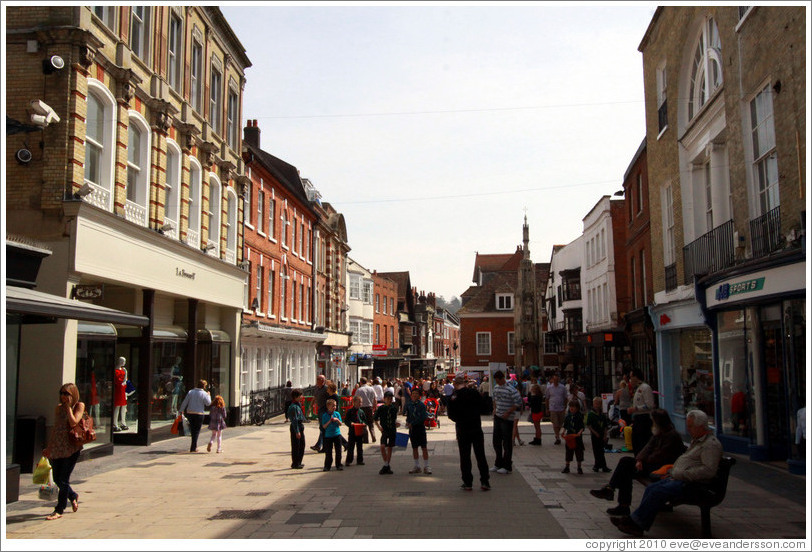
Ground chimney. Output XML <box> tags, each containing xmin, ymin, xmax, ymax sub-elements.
<box><xmin>244</xmin><ymin>119</ymin><xmax>260</xmax><ymax>149</ymax></box>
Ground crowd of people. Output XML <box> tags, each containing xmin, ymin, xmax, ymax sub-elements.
<box><xmin>45</xmin><ymin>367</ymin><xmax>723</xmax><ymax>539</ymax></box>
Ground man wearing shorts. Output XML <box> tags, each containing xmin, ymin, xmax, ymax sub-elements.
<box><xmin>374</xmin><ymin>390</ymin><xmax>400</xmax><ymax>474</ymax></box>
<box><xmin>405</xmin><ymin>387</ymin><xmax>431</xmax><ymax>474</ymax></box>
<box><xmin>545</xmin><ymin>373</ymin><xmax>569</xmax><ymax>445</ymax></box>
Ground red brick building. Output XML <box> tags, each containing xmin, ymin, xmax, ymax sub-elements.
<box><xmin>240</xmin><ymin>120</ymin><xmax>324</xmax><ymax>395</ymax></box>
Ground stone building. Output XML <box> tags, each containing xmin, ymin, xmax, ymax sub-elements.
<box><xmin>640</xmin><ymin>6</ymin><xmax>805</xmax><ymax>472</ymax></box>
<box><xmin>6</xmin><ymin>6</ymin><xmax>250</xmax><ymax>445</ymax></box>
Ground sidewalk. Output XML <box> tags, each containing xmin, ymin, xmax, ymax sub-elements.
<box><xmin>4</xmin><ymin>412</ymin><xmax>807</xmax><ymax>541</ymax></box>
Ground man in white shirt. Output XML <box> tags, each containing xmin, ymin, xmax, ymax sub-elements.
<box><xmin>372</xmin><ymin>378</ymin><xmax>384</xmax><ymax>405</ymax></box>
<box><xmin>355</xmin><ymin>377</ymin><xmax>378</xmax><ymax>443</ymax></box>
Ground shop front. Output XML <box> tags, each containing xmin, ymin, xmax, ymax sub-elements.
<box><xmin>581</xmin><ymin>330</ymin><xmax>629</xmax><ymax>399</ymax></box>
<box><xmin>649</xmin><ymin>298</ymin><xmax>713</xmax><ymax>435</ymax></box>
<box><xmin>700</xmin><ymin>254</ymin><xmax>805</xmax><ymax>472</ymax></box>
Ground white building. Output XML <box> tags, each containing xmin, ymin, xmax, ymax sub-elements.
<box><xmin>346</xmin><ymin>257</ymin><xmax>375</xmax><ymax>380</ymax></box>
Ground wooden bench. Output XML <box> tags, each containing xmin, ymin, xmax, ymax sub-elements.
<box><xmin>634</xmin><ymin>456</ymin><xmax>736</xmax><ymax>538</ymax></box>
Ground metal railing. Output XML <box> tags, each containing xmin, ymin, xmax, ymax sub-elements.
<box><xmin>750</xmin><ymin>206</ymin><xmax>782</xmax><ymax>259</ymax></box>
<box><xmin>239</xmin><ymin>384</ymin><xmax>317</xmax><ymax>425</ymax></box>
<box><xmin>683</xmin><ymin>219</ymin><xmax>735</xmax><ymax>282</ymax></box>
<box><xmin>664</xmin><ymin>263</ymin><xmax>678</xmax><ymax>292</ymax></box>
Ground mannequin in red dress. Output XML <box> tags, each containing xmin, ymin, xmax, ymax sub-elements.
<box><xmin>113</xmin><ymin>357</ymin><xmax>128</xmax><ymax>431</ymax></box>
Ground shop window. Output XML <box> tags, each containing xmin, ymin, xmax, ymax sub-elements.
<box><xmin>151</xmin><ymin>341</ymin><xmax>186</xmax><ymax>424</ymax></box>
<box><xmin>76</xmin><ymin>325</ymin><xmax>117</xmax><ymax>447</ymax></box>
<box><xmin>197</xmin><ymin>330</ymin><xmax>231</xmax><ymax>406</ymax></box>
<box><xmin>716</xmin><ymin>309</ymin><xmax>751</xmax><ymax>438</ymax></box>
<box><xmin>666</xmin><ymin>327</ymin><xmax>714</xmax><ymax>418</ymax></box>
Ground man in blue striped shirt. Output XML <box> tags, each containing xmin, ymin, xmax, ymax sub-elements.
<box><xmin>490</xmin><ymin>371</ymin><xmax>522</xmax><ymax>474</ymax></box>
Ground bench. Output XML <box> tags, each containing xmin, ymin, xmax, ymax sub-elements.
<box><xmin>634</xmin><ymin>456</ymin><xmax>736</xmax><ymax>538</ymax></box>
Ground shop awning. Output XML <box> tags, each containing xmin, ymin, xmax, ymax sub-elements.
<box><xmin>6</xmin><ymin>286</ymin><xmax>148</xmax><ymax>326</ymax></box>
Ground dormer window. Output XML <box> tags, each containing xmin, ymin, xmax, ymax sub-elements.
<box><xmin>496</xmin><ymin>293</ymin><xmax>513</xmax><ymax>310</ymax></box>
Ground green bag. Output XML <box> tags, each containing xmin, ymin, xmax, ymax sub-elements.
<box><xmin>32</xmin><ymin>456</ymin><xmax>52</xmax><ymax>485</ymax></box>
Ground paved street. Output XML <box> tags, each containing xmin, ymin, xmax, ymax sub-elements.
<box><xmin>5</xmin><ymin>413</ymin><xmax>807</xmax><ymax>542</ymax></box>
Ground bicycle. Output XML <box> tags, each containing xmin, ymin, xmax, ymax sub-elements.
<box><xmin>250</xmin><ymin>395</ymin><xmax>267</xmax><ymax>426</ymax></box>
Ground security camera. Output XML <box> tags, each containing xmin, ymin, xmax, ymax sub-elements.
<box><xmin>28</xmin><ymin>100</ymin><xmax>61</xmax><ymax>128</ymax></box>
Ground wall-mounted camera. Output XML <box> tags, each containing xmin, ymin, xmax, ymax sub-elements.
<box><xmin>28</xmin><ymin>99</ymin><xmax>60</xmax><ymax>128</ymax></box>
<box><xmin>42</xmin><ymin>55</ymin><xmax>65</xmax><ymax>74</ymax></box>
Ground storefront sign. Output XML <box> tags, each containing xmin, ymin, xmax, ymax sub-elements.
<box><xmin>71</xmin><ymin>284</ymin><xmax>103</xmax><ymax>300</ymax></box>
<box><xmin>659</xmin><ymin>313</ymin><xmax>671</xmax><ymax>326</ymax></box>
<box><xmin>372</xmin><ymin>344</ymin><xmax>387</xmax><ymax>356</ymax></box>
<box><xmin>715</xmin><ymin>277</ymin><xmax>765</xmax><ymax>301</ymax></box>
<box><xmin>175</xmin><ymin>267</ymin><xmax>196</xmax><ymax>280</ymax></box>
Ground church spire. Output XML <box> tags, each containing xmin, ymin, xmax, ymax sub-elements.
<box><xmin>522</xmin><ymin>214</ymin><xmax>530</xmax><ymax>260</ymax></box>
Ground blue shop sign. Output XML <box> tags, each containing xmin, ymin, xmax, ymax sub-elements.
<box><xmin>715</xmin><ymin>277</ymin><xmax>765</xmax><ymax>301</ymax></box>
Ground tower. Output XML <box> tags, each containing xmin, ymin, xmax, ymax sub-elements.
<box><xmin>514</xmin><ymin>216</ymin><xmax>541</xmax><ymax>369</ymax></box>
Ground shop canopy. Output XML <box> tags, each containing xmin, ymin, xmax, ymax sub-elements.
<box><xmin>6</xmin><ymin>286</ymin><xmax>148</xmax><ymax>326</ymax></box>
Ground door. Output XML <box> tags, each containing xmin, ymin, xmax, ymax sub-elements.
<box><xmin>760</xmin><ymin>305</ymin><xmax>787</xmax><ymax>460</ymax></box>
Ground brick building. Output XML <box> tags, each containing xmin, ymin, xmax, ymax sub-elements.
<box><xmin>239</xmin><ymin>120</ymin><xmax>323</xmax><ymax>408</ymax></box>
<box><xmin>621</xmin><ymin>138</ymin><xmax>657</xmax><ymax>387</ymax></box>
<box><xmin>6</xmin><ymin>7</ymin><xmax>250</xmax><ymax>450</ymax></box>
<box><xmin>640</xmin><ymin>6</ymin><xmax>805</xmax><ymax>472</ymax></box>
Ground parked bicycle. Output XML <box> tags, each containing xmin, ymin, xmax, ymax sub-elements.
<box><xmin>250</xmin><ymin>395</ymin><xmax>267</xmax><ymax>426</ymax></box>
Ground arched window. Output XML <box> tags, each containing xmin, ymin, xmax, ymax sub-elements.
<box><xmin>207</xmin><ymin>174</ymin><xmax>222</xmax><ymax>255</ymax></box>
<box><xmin>225</xmin><ymin>187</ymin><xmax>238</xmax><ymax>263</ymax></box>
<box><xmin>164</xmin><ymin>140</ymin><xmax>181</xmax><ymax>239</ymax></box>
<box><xmin>688</xmin><ymin>17</ymin><xmax>723</xmax><ymax>120</ymax></box>
<box><xmin>187</xmin><ymin>157</ymin><xmax>202</xmax><ymax>248</ymax></box>
<box><xmin>84</xmin><ymin>80</ymin><xmax>116</xmax><ymax>210</ymax></box>
<box><xmin>126</xmin><ymin>111</ymin><xmax>150</xmax><ymax>226</ymax></box>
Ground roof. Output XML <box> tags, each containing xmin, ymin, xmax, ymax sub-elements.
<box><xmin>377</xmin><ymin>271</ymin><xmax>411</xmax><ymax>301</ymax></box>
<box><xmin>472</xmin><ymin>251</ymin><xmax>522</xmax><ymax>282</ymax></box>
<box><xmin>245</xmin><ymin>142</ymin><xmax>317</xmax><ymax>217</ymax></box>
<box><xmin>457</xmin><ymin>272</ymin><xmax>518</xmax><ymax>315</ymax></box>
<box><xmin>6</xmin><ymin>286</ymin><xmax>149</xmax><ymax>326</ymax></box>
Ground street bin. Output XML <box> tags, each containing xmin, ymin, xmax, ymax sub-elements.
<box><xmin>13</xmin><ymin>415</ymin><xmax>46</xmax><ymax>473</ymax></box>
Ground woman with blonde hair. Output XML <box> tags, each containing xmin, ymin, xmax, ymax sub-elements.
<box><xmin>42</xmin><ymin>383</ymin><xmax>85</xmax><ymax>520</ymax></box>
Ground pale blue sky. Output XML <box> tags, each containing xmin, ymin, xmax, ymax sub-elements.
<box><xmin>221</xmin><ymin>2</ymin><xmax>657</xmax><ymax>300</ymax></box>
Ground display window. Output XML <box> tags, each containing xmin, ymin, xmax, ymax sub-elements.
<box><xmin>716</xmin><ymin>309</ymin><xmax>752</xmax><ymax>438</ymax></box>
<box><xmin>197</xmin><ymin>330</ymin><xmax>231</xmax><ymax>408</ymax></box>
<box><xmin>665</xmin><ymin>327</ymin><xmax>714</xmax><ymax>418</ymax></box>
<box><xmin>152</xmin><ymin>340</ymin><xmax>187</xmax><ymax>425</ymax></box>
<box><xmin>76</xmin><ymin>323</ymin><xmax>118</xmax><ymax>447</ymax></box>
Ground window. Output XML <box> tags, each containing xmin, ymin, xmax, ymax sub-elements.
<box><xmin>476</xmin><ymin>332</ymin><xmax>491</xmax><ymax>356</ymax></box>
<box><xmin>257</xmin><ymin>189</ymin><xmax>264</xmax><ymax>233</ymax></box>
<box><xmin>390</xmin><ymin>298</ymin><xmax>394</xmax><ymax>314</ymax></box>
<box><xmin>507</xmin><ymin>331</ymin><xmax>515</xmax><ymax>356</ymax></box>
<box><xmin>496</xmin><ymin>293</ymin><xmax>513</xmax><ymax>310</ymax></box>
<box><xmin>126</xmin><ymin>113</ymin><xmax>149</xmax><ymax>225</ymax></box>
<box><xmin>269</xmin><ymin>198</ymin><xmax>276</xmax><ymax>239</ymax></box>
<box><xmin>227</xmin><ymin>88</ymin><xmax>239</xmax><ymax>150</ymax></box>
<box><xmin>376</xmin><ymin>324</ymin><xmax>380</xmax><ymax>344</ymax></box>
<box><xmin>268</xmin><ymin>269</ymin><xmax>275</xmax><ymax>316</ymax></box>
<box><xmin>705</xmin><ymin>161</ymin><xmax>714</xmax><ymax>230</ymax></box>
<box><xmin>362</xmin><ymin>322</ymin><xmax>372</xmax><ymax>345</ymax></box>
<box><xmin>349</xmin><ymin>274</ymin><xmax>361</xmax><ymax>300</ymax></box>
<box><xmin>299</xmin><ymin>282</ymin><xmax>304</xmax><ymax>322</ymax></box>
<box><xmin>167</xmin><ymin>12</ymin><xmax>183</xmax><ymax>91</ymax></box>
<box><xmin>207</xmin><ymin>175</ymin><xmax>221</xmax><ymax>253</ymax></box>
<box><xmin>628</xmin><ymin>188</ymin><xmax>634</xmax><ymax>222</ymax></box>
<box><xmin>656</xmin><ymin>64</ymin><xmax>667</xmax><ymax>132</ymax></box>
<box><xmin>292</xmin><ymin>279</ymin><xmax>297</xmax><ymax>320</ymax></box>
<box><xmin>255</xmin><ymin>264</ymin><xmax>264</xmax><ymax>312</ymax></box>
<box><xmin>226</xmin><ymin>189</ymin><xmax>238</xmax><ymax>259</ymax></box>
<box><xmin>362</xmin><ymin>281</ymin><xmax>373</xmax><ymax>304</ymax></box>
<box><xmin>382</xmin><ymin>295</ymin><xmax>387</xmax><ymax>314</ymax></box>
<box><xmin>130</xmin><ymin>6</ymin><xmax>150</xmax><ymax>61</ymax></box>
<box><xmin>281</xmin><ymin>209</ymin><xmax>289</xmax><ymax>247</ymax></box>
<box><xmin>280</xmin><ymin>266</ymin><xmax>288</xmax><ymax>318</ymax></box>
<box><xmin>210</xmin><ymin>66</ymin><xmax>222</xmax><ymax>135</ymax></box>
<box><xmin>350</xmin><ymin>319</ymin><xmax>361</xmax><ymax>340</ymax></box>
<box><xmin>190</xmin><ymin>39</ymin><xmax>203</xmax><ymax>112</ymax></box>
<box><xmin>738</xmin><ymin>6</ymin><xmax>752</xmax><ymax>20</ymax></box>
<box><xmin>188</xmin><ymin>158</ymin><xmax>202</xmax><ymax>247</ymax></box>
<box><xmin>564</xmin><ymin>278</ymin><xmax>581</xmax><ymax>301</ymax></box>
<box><xmin>164</xmin><ymin>141</ymin><xmax>181</xmax><ymax>237</ymax></box>
<box><xmin>93</xmin><ymin>6</ymin><xmax>116</xmax><ymax>30</ymax></box>
<box><xmin>663</xmin><ymin>183</ymin><xmax>675</xmax><ymax>266</ymax></box>
<box><xmin>630</xmin><ymin>257</ymin><xmax>637</xmax><ymax>310</ymax></box>
<box><xmin>641</xmin><ymin>249</ymin><xmax>647</xmax><ymax>305</ymax></box>
<box><xmin>689</xmin><ymin>17</ymin><xmax>723</xmax><ymax>120</ymax></box>
<box><xmin>750</xmin><ymin>85</ymin><xmax>779</xmax><ymax>214</ymax></box>
<box><xmin>637</xmin><ymin>174</ymin><xmax>644</xmax><ymax>213</ymax></box>
<box><xmin>375</xmin><ymin>294</ymin><xmax>380</xmax><ymax>313</ymax></box>
<box><xmin>306</xmin><ymin>228</ymin><xmax>311</xmax><ymax>261</ymax></box>
<box><xmin>600</xmin><ymin>229</ymin><xmax>606</xmax><ymax>259</ymax></box>
<box><xmin>83</xmin><ymin>83</ymin><xmax>116</xmax><ymax>208</ymax></box>
<box><xmin>292</xmin><ymin>217</ymin><xmax>298</xmax><ymax>254</ymax></box>
<box><xmin>390</xmin><ymin>326</ymin><xmax>395</xmax><ymax>348</ymax></box>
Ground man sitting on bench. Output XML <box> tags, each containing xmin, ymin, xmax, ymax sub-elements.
<box><xmin>611</xmin><ymin>409</ymin><xmax>723</xmax><ymax>537</ymax></box>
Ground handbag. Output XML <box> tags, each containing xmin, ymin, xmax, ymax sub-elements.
<box><xmin>125</xmin><ymin>379</ymin><xmax>136</xmax><ymax>395</ymax></box>
<box><xmin>32</xmin><ymin>456</ymin><xmax>52</xmax><ymax>485</ymax></box>
<box><xmin>69</xmin><ymin>412</ymin><xmax>97</xmax><ymax>445</ymax></box>
<box><xmin>171</xmin><ymin>414</ymin><xmax>182</xmax><ymax>435</ymax></box>
<box><xmin>181</xmin><ymin>415</ymin><xmax>190</xmax><ymax>436</ymax></box>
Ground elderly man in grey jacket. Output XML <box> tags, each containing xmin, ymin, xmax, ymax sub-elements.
<box><xmin>611</xmin><ymin>409</ymin><xmax>723</xmax><ymax>536</ymax></box>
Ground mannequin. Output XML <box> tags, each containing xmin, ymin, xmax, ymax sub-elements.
<box><xmin>113</xmin><ymin>356</ymin><xmax>129</xmax><ymax>431</ymax></box>
<box><xmin>170</xmin><ymin>356</ymin><xmax>184</xmax><ymax>415</ymax></box>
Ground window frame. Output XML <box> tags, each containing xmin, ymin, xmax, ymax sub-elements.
<box><xmin>164</xmin><ymin>139</ymin><xmax>182</xmax><ymax>239</ymax></box>
<box><xmin>84</xmin><ymin>80</ymin><xmax>117</xmax><ymax>210</ymax></box>
<box><xmin>126</xmin><ymin>111</ymin><xmax>150</xmax><ymax>226</ymax></box>
<box><xmin>209</xmin><ymin>64</ymin><xmax>223</xmax><ymax>135</ymax></box>
<box><xmin>188</xmin><ymin>157</ymin><xmax>203</xmax><ymax>248</ymax></box>
<box><xmin>207</xmin><ymin>174</ymin><xmax>222</xmax><ymax>255</ymax></box>
<box><xmin>749</xmin><ymin>84</ymin><xmax>780</xmax><ymax>215</ymax></box>
<box><xmin>688</xmin><ymin>17</ymin><xmax>723</xmax><ymax>121</ymax></box>
<box><xmin>495</xmin><ymin>293</ymin><xmax>513</xmax><ymax>311</ymax></box>
<box><xmin>190</xmin><ymin>37</ymin><xmax>203</xmax><ymax>113</ymax></box>
<box><xmin>167</xmin><ymin>11</ymin><xmax>183</xmax><ymax>92</ymax></box>
<box><xmin>507</xmin><ymin>331</ymin><xmax>515</xmax><ymax>356</ymax></box>
<box><xmin>130</xmin><ymin>6</ymin><xmax>151</xmax><ymax>62</ymax></box>
<box><xmin>476</xmin><ymin>332</ymin><xmax>491</xmax><ymax>356</ymax></box>
<box><xmin>226</xmin><ymin>85</ymin><xmax>239</xmax><ymax>150</ymax></box>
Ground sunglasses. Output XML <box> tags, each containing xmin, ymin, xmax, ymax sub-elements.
<box><xmin>60</xmin><ymin>391</ymin><xmax>72</xmax><ymax>396</ymax></box>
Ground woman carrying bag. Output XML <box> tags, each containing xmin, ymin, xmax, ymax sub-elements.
<box><xmin>42</xmin><ymin>383</ymin><xmax>85</xmax><ymax>520</ymax></box>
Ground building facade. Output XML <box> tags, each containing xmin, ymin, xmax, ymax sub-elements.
<box><xmin>239</xmin><ymin>120</ymin><xmax>323</xmax><ymax>411</ymax></box>
<box><xmin>544</xmin><ymin>237</ymin><xmax>585</xmax><ymax>378</ymax></box>
<box><xmin>6</xmin><ymin>6</ymin><xmax>250</xmax><ymax>445</ymax></box>
<box><xmin>346</xmin><ymin>257</ymin><xmax>375</xmax><ymax>381</ymax></box>
<box><xmin>371</xmin><ymin>272</ymin><xmax>401</xmax><ymax>380</ymax></box>
<box><xmin>640</xmin><ymin>6</ymin><xmax>805</xmax><ymax>471</ymax></box>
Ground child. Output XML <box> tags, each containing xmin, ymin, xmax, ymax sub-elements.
<box><xmin>344</xmin><ymin>395</ymin><xmax>366</xmax><ymax>466</ymax></box>
<box><xmin>586</xmin><ymin>396</ymin><xmax>612</xmax><ymax>472</ymax></box>
<box><xmin>207</xmin><ymin>395</ymin><xmax>227</xmax><ymax>453</ymax></box>
<box><xmin>561</xmin><ymin>399</ymin><xmax>585</xmax><ymax>474</ymax></box>
<box><xmin>405</xmin><ymin>387</ymin><xmax>431</xmax><ymax>474</ymax></box>
<box><xmin>528</xmin><ymin>384</ymin><xmax>544</xmax><ymax>446</ymax></box>
<box><xmin>288</xmin><ymin>389</ymin><xmax>306</xmax><ymax>469</ymax></box>
<box><xmin>373</xmin><ymin>390</ymin><xmax>400</xmax><ymax>474</ymax></box>
<box><xmin>321</xmin><ymin>399</ymin><xmax>343</xmax><ymax>471</ymax></box>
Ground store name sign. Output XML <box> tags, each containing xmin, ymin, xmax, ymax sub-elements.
<box><xmin>175</xmin><ymin>268</ymin><xmax>196</xmax><ymax>280</ymax></box>
<box><xmin>715</xmin><ymin>277</ymin><xmax>765</xmax><ymax>301</ymax></box>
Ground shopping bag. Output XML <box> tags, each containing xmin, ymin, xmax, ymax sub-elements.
<box><xmin>39</xmin><ymin>469</ymin><xmax>57</xmax><ymax>500</ymax></box>
<box><xmin>171</xmin><ymin>414</ymin><xmax>182</xmax><ymax>435</ymax></box>
<box><xmin>181</xmin><ymin>415</ymin><xmax>190</xmax><ymax>436</ymax></box>
<box><xmin>32</xmin><ymin>456</ymin><xmax>51</xmax><ymax>485</ymax></box>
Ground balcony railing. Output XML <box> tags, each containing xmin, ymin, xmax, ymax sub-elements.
<box><xmin>664</xmin><ymin>263</ymin><xmax>678</xmax><ymax>292</ymax></box>
<box><xmin>186</xmin><ymin>228</ymin><xmax>200</xmax><ymax>249</ymax></box>
<box><xmin>124</xmin><ymin>200</ymin><xmax>147</xmax><ymax>227</ymax></box>
<box><xmin>750</xmin><ymin>206</ymin><xmax>782</xmax><ymax>259</ymax></box>
<box><xmin>683</xmin><ymin>219</ymin><xmax>735</xmax><ymax>282</ymax></box>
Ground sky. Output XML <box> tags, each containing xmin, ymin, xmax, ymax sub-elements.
<box><xmin>221</xmin><ymin>2</ymin><xmax>657</xmax><ymax>300</ymax></box>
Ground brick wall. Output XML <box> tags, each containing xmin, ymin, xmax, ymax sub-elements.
<box><xmin>460</xmin><ymin>316</ymin><xmax>515</xmax><ymax>367</ymax></box>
